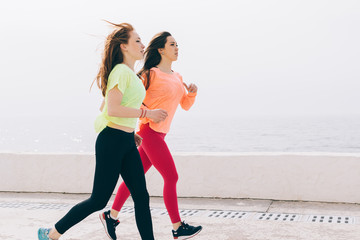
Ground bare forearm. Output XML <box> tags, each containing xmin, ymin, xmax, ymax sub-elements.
<box><xmin>106</xmin><ymin>87</ymin><xmax>167</xmax><ymax>122</ymax></box>
<box><xmin>108</xmin><ymin>105</ymin><xmax>142</xmax><ymax>118</ymax></box>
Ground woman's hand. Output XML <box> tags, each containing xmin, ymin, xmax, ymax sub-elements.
<box><xmin>134</xmin><ymin>133</ymin><xmax>143</xmax><ymax>147</ymax></box>
<box><xmin>147</xmin><ymin>109</ymin><xmax>168</xmax><ymax>123</ymax></box>
<box><xmin>183</xmin><ymin>83</ymin><xmax>198</xmax><ymax>93</ymax></box>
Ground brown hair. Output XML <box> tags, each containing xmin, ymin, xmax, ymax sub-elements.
<box><xmin>138</xmin><ymin>31</ymin><xmax>172</xmax><ymax>90</ymax></box>
<box><xmin>94</xmin><ymin>21</ymin><xmax>134</xmax><ymax>97</ymax></box>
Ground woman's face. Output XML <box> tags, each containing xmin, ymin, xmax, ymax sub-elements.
<box><xmin>122</xmin><ymin>31</ymin><xmax>145</xmax><ymax>60</ymax></box>
<box><xmin>159</xmin><ymin>36</ymin><xmax>178</xmax><ymax>61</ymax></box>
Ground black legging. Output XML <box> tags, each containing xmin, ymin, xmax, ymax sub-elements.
<box><xmin>55</xmin><ymin>126</ymin><xmax>154</xmax><ymax>240</ymax></box>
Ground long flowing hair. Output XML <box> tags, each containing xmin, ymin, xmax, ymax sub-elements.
<box><xmin>138</xmin><ymin>31</ymin><xmax>172</xmax><ymax>90</ymax></box>
<box><xmin>93</xmin><ymin>21</ymin><xmax>134</xmax><ymax>96</ymax></box>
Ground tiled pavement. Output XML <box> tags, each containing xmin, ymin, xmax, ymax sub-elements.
<box><xmin>0</xmin><ymin>192</ymin><xmax>359</xmax><ymax>240</ymax></box>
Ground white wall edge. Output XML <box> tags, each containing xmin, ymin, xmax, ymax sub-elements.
<box><xmin>1</xmin><ymin>152</ymin><xmax>360</xmax><ymax>204</ymax></box>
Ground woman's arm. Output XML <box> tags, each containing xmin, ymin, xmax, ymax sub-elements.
<box><xmin>180</xmin><ymin>82</ymin><xmax>197</xmax><ymax>111</ymax></box>
<box><xmin>107</xmin><ymin>87</ymin><xmax>143</xmax><ymax>118</ymax></box>
<box><xmin>107</xmin><ymin>86</ymin><xmax>168</xmax><ymax>122</ymax></box>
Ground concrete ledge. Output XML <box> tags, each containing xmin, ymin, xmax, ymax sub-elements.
<box><xmin>1</xmin><ymin>152</ymin><xmax>360</xmax><ymax>203</ymax></box>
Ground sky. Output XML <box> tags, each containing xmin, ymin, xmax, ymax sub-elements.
<box><xmin>1</xmin><ymin>0</ymin><xmax>360</xmax><ymax>120</ymax></box>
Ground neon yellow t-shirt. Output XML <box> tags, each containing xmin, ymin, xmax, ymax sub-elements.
<box><xmin>94</xmin><ymin>64</ymin><xmax>146</xmax><ymax>133</ymax></box>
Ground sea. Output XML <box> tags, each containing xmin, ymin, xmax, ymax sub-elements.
<box><xmin>1</xmin><ymin>115</ymin><xmax>360</xmax><ymax>153</ymax></box>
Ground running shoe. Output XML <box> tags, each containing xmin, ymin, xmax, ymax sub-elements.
<box><xmin>99</xmin><ymin>210</ymin><xmax>120</xmax><ymax>240</ymax></box>
<box><xmin>172</xmin><ymin>221</ymin><xmax>202</xmax><ymax>239</ymax></box>
<box><xmin>38</xmin><ymin>228</ymin><xmax>51</xmax><ymax>240</ymax></box>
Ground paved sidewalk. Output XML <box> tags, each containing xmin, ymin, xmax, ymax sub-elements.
<box><xmin>0</xmin><ymin>192</ymin><xmax>359</xmax><ymax>240</ymax></box>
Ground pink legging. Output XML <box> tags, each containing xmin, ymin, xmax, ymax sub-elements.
<box><xmin>112</xmin><ymin>123</ymin><xmax>181</xmax><ymax>223</ymax></box>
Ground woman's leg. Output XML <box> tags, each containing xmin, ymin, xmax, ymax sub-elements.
<box><xmin>120</xmin><ymin>145</ymin><xmax>154</xmax><ymax>240</ymax></box>
<box><xmin>54</xmin><ymin>128</ymin><xmax>124</xmax><ymax>235</ymax></box>
<box><xmin>139</xmin><ymin>125</ymin><xmax>181</xmax><ymax>224</ymax></box>
<box><xmin>139</xmin><ymin>126</ymin><xmax>203</xmax><ymax>238</ymax></box>
<box><xmin>111</xmin><ymin>145</ymin><xmax>153</xmax><ymax>214</ymax></box>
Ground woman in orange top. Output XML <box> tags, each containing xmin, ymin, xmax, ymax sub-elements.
<box><xmin>100</xmin><ymin>32</ymin><xmax>202</xmax><ymax>240</ymax></box>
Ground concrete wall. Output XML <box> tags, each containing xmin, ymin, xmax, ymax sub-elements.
<box><xmin>1</xmin><ymin>152</ymin><xmax>360</xmax><ymax>203</ymax></box>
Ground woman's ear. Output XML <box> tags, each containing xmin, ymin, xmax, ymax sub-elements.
<box><xmin>120</xmin><ymin>43</ymin><xmax>127</xmax><ymax>52</ymax></box>
<box><xmin>158</xmin><ymin>48</ymin><xmax>164</xmax><ymax>55</ymax></box>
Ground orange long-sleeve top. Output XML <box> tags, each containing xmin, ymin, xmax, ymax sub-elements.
<box><xmin>139</xmin><ymin>67</ymin><xmax>197</xmax><ymax>133</ymax></box>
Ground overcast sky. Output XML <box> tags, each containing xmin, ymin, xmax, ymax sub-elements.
<box><xmin>1</xmin><ymin>0</ymin><xmax>359</xmax><ymax>119</ymax></box>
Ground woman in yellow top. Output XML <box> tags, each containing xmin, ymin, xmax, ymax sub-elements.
<box><xmin>38</xmin><ymin>22</ymin><xmax>167</xmax><ymax>240</ymax></box>
<box><xmin>100</xmin><ymin>32</ymin><xmax>202</xmax><ymax>239</ymax></box>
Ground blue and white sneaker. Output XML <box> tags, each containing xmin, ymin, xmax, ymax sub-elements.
<box><xmin>172</xmin><ymin>221</ymin><xmax>202</xmax><ymax>239</ymax></box>
<box><xmin>38</xmin><ymin>228</ymin><xmax>51</xmax><ymax>240</ymax></box>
